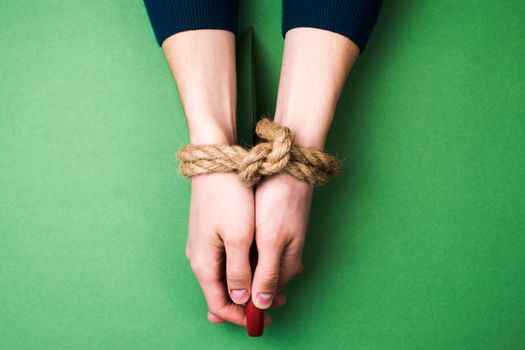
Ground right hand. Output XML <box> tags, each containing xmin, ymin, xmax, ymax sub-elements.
<box><xmin>186</xmin><ymin>172</ymin><xmax>269</xmax><ymax>327</ymax></box>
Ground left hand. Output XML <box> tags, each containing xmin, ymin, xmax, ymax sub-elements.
<box><xmin>250</xmin><ymin>172</ymin><xmax>313</xmax><ymax>309</ymax></box>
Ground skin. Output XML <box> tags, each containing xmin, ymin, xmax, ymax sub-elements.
<box><xmin>162</xmin><ymin>27</ymin><xmax>359</xmax><ymax>328</ymax></box>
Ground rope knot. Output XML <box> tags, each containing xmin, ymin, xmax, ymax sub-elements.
<box><xmin>238</xmin><ymin>118</ymin><xmax>293</xmax><ymax>185</ymax></box>
<box><xmin>176</xmin><ymin>117</ymin><xmax>342</xmax><ymax>186</ymax></box>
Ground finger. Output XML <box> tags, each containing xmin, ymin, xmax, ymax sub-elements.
<box><xmin>271</xmin><ymin>293</ymin><xmax>287</xmax><ymax>308</ymax></box>
<box><xmin>207</xmin><ymin>311</ymin><xmax>225</xmax><ymax>323</ymax></box>
<box><xmin>208</xmin><ymin>294</ymin><xmax>285</xmax><ymax>325</ymax></box>
<box><xmin>264</xmin><ymin>312</ymin><xmax>272</xmax><ymax>326</ymax></box>
<box><xmin>208</xmin><ymin>310</ymin><xmax>273</xmax><ymax>326</ymax></box>
<box><xmin>224</xmin><ymin>237</ymin><xmax>252</xmax><ymax>304</ymax></box>
<box><xmin>191</xmin><ymin>251</ymin><xmax>247</xmax><ymax>327</ymax></box>
<box><xmin>276</xmin><ymin>239</ymin><xmax>305</xmax><ymax>293</ymax></box>
<box><xmin>198</xmin><ymin>274</ymin><xmax>248</xmax><ymax>327</ymax></box>
<box><xmin>251</xmin><ymin>240</ymin><xmax>285</xmax><ymax>309</ymax></box>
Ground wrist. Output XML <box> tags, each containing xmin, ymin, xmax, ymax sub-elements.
<box><xmin>273</xmin><ymin>114</ymin><xmax>328</xmax><ymax>150</ymax></box>
<box><xmin>187</xmin><ymin>115</ymin><xmax>237</xmax><ymax>145</ymax></box>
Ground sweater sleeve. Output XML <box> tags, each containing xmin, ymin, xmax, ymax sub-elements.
<box><xmin>143</xmin><ymin>0</ymin><xmax>239</xmax><ymax>46</ymax></box>
<box><xmin>282</xmin><ymin>0</ymin><xmax>384</xmax><ymax>52</ymax></box>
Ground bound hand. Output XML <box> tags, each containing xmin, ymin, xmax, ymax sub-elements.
<box><xmin>250</xmin><ymin>172</ymin><xmax>312</xmax><ymax>308</ymax></box>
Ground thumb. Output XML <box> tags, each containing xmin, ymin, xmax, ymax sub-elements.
<box><xmin>251</xmin><ymin>241</ymin><xmax>284</xmax><ymax>309</ymax></box>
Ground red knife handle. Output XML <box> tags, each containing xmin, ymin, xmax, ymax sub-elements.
<box><xmin>246</xmin><ymin>242</ymin><xmax>264</xmax><ymax>337</ymax></box>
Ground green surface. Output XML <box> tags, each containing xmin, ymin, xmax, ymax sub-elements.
<box><xmin>1</xmin><ymin>1</ymin><xmax>525</xmax><ymax>349</ymax></box>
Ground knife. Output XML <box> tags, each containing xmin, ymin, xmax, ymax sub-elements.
<box><xmin>236</xmin><ymin>26</ymin><xmax>264</xmax><ymax>337</ymax></box>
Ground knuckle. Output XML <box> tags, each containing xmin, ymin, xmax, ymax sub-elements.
<box><xmin>257</xmin><ymin>235</ymin><xmax>285</xmax><ymax>250</ymax></box>
<box><xmin>291</xmin><ymin>262</ymin><xmax>304</xmax><ymax>276</ymax></box>
<box><xmin>208</xmin><ymin>302</ymin><xmax>227</xmax><ymax>318</ymax></box>
<box><xmin>208</xmin><ymin>305</ymin><xmax>221</xmax><ymax>316</ymax></box>
<box><xmin>259</xmin><ymin>270</ymin><xmax>280</xmax><ymax>288</ymax></box>
<box><xmin>257</xmin><ymin>227</ymin><xmax>294</xmax><ymax>247</ymax></box>
<box><xmin>189</xmin><ymin>258</ymin><xmax>207</xmax><ymax>276</ymax></box>
<box><xmin>284</xmin><ymin>257</ymin><xmax>303</xmax><ymax>273</ymax></box>
<box><xmin>223</xmin><ymin>234</ymin><xmax>252</xmax><ymax>250</ymax></box>
<box><xmin>227</xmin><ymin>270</ymin><xmax>249</xmax><ymax>285</ymax></box>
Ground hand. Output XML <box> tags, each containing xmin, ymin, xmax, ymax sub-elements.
<box><xmin>186</xmin><ymin>171</ymin><xmax>289</xmax><ymax>326</ymax></box>
<box><xmin>186</xmin><ymin>172</ymin><xmax>258</xmax><ymax>326</ymax></box>
<box><xmin>251</xmin><ymin>172</ymin><xmax>312</xmax><ymax>309</ymax></box>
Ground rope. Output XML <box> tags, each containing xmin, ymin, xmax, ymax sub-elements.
<box><xmin>176</xmin><ymin>117</ymin><xmax>342</xmax><ymax>186</ymax></box>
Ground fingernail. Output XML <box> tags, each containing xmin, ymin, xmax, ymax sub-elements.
<box><xmin>257</xmin><ymin>293</ymin><xmax>273</xmax><ymax>307</ymax></box>
<box><xmin>231</xmin><ymin>289</ymin><xmax>247</xmax><ymax>300</ymax></box>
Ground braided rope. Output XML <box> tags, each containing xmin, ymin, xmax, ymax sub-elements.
<box><xmin>176</xmin><ymin>117</ymin><xmax>342</xmax><ymax>186</ymax></box>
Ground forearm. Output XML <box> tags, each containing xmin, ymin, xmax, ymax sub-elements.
<box><xmin>274</xmin><ymin>27</ymin><xmax>360</xmax><ymax>150</ymax></box>
<box><xmin>162</xmin><ymin>30</ymin><xmax>237</xmax><ymax>145</ymax></box>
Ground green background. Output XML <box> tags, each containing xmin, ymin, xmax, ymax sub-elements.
<box><xmin>1</xmin><ymin>1</ymin><xmax>524</xmax><ymax>349</ymax></box>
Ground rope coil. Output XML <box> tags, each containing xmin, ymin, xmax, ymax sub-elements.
<box><xmin>176</xmin><ymin>117</ymin><xmax>342</xmax><ymax>186</ymax></box>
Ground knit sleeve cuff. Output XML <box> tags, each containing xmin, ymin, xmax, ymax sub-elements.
<box><xmin>281</xmin><ymin>0</ymin><xmax>383</xmax><ymax>53</ymax></box>
<box><xmin>143</xmin><ymin>0</ymin><xmax>239</xmax><ymax>46</ymax></box>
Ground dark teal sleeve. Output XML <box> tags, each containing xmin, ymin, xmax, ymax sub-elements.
<box><xmin>143</xmin><ymin>0</ymin><xmax>239</xmax><ymax>46</ymax></box>
<box><xmin>143</xmin><ymin>0</ymin><xmax>383</xmax><ymax>52</ymax></box>
<box><xmin>282</xmin><ymin>0</ymin><xmax>384</xmax><ymax>52</ymax></box>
